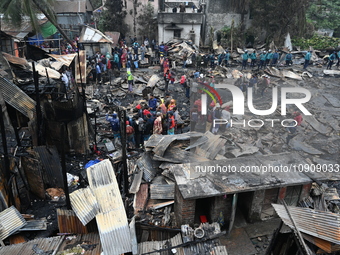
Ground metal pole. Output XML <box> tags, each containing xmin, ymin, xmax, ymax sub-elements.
<box><xmin>0</xmin><ymin>105</ymin><xmax>11</xmax><ymax>205</ymax></box>
<box><xmin>119</xmin><ymin>108</ymin><xmax>128</xmax><ymax>198</ymax></box>
<box><xmin>32</xmin><ymin>62</ymin><xmax>42</xmax><ymax>146</ymax></box>
<box><xmin>61</xmin><ymin>124</ymin><xmax>71</xmax><ymax>209</ymax></box>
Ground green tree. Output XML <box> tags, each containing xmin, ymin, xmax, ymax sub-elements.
<box><xmin>307</xmin><ymin>0</ymin><xmax>340</xmax><ymax>30</ymax></box>
<box><xmin>137</xmin><ymin>3</ymin><xmax>157</xmax><ymax>41</ymax></box>
<box><xmin>249</xmin><ymin>0</ymin><xmax>312</xmax><ymax>45</ymax></box>
<box><xmin>97</xmin><ymin>0</ymin><xmax>128</xmax><ymax>36</ymax></box>
<box><xmin>0</xmin><ymin>0</ymin><xmax>72</xmax><ymax>44</ymax></box>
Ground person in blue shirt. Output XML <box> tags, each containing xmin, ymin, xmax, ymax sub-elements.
<box><xmin>303</xmin><ymin>51</ymin><xmax>312</xmax><ymax>69</ymax></box>
<box><xmin>148</xmin><ymin>94</ymin><xmax>158</xmax><ymax>115</ymax></box>
<box><xmin>95</xmin><ymin>62</ymin><xmax>101</xmax><ymax>84</ymax></box>
<box><xmin>224</xmin><ymin>51</ymin><xmax>230</xmax><ymax>67</ymax></box>
<box><xmin>285</xmin><ymin>51</ymin><xmax>293</xmax><ymax>66</ymax></box>
<box><xmin>218</xmin><ymin>53</ymin><xmax>224</xmax><ymax>66</ymax></box>
<box><xmin>242</xmin><ymin>50</ymin><xmax>249</xmax><ymax>70</ymax></box>
<box><xmin>265</xmin><ymin>49</ymin><xmax>273</xmax><ymax>67</ymax></box>
<box><xmin>250</xmin><ymin>51</ymin><xmax>257</xmax><ymax>67</ymax></box>
<box><xmin>271</xmin><ymin>50</ymin><xmax>280</xmax><ymax>66</ymax></box>
<box><xmin>336</xmin><ymin>50</ymin><xmax>340</xmax><ymax>67</ymax></box>
<box><xmin>106</xmin><ymin>113</ymin><xmax>120</xmax><ymax>138</ymax></box>
<box><xmin>327</xmin><ymin>51</ymin><xmax>337</xmax><ymax>70</ymax></box>
<box><xmin>258</xmin><ymin>51</ymin><xmax>267</xmax><ymax>70</ymax></box>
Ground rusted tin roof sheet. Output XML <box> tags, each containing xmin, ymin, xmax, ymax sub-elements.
<box><xmin>138</xmin><ymin>233</ymin><xmax>184</xmax><ymax>255</ymax></box>
<box><xmin>0</xmin><ymin>206</ymin><xmax>27</xmax><ymax>241</ymax></box>
<box><xmin>57</xmin><ymin>208</ymin><xmax>88</xmax><ymax>234</ymax></box>
<box><xmin>57</xmin><ymin>233</ymin><xmax>102</xmax><ymax>255</ymax></box>
<box><xmin>104</xmin><ymin>31</ymin><xmax>120</xmax><ymax>45</ymax></box>
<box><xmin>0</xmin><ymin>236</ymin><xmax>63</xmax><ymax>255</ymax></box>
<box><xmin>87</xmin><ymin>159</ymin><xmax>132</xmax><ymax>254</ymax></box>
<box><xmin>70</xmin><ymin>187</ymin><xmax>99</xmax><ymax>226</ymax></box>
<box><xmin>2</xmin><ymin>52</ymin><xmax>30</xmax><ymax>69</ymax></box>
<box><xmin>48</xmin><ymin>53</ymin><xmax>76</xmax><ymax>66</ymax></box>
<box><xmin>0</xmin><ymin>77</ymin><xmax>36</xmax><ymax>119</ymax></box>
<box><xmin>272</xmin><ymin>204</ymin><xmax>340</xmax><ymax>245</ymax></box>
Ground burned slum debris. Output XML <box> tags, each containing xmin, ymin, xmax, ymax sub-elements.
<box><xmin>0</xmin><ymin>28</ymin><xmax>340</xmax><ymax>255</ymax></box>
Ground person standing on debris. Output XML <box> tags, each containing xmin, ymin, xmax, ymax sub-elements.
<box><xmin>180</xmin><ymin>75</ymin><xmax>190</xmax><ymax>98</ymax></box>
<box><xmin>224</xmin><ymin>50</ymin><xmax>230</xmax><ymax>67</ymax></box>
<box><xmin>258</xmin><ymin>51</ymin><xmax>267</xmax><ymax>69</ymax></box>
<box><xmin>327</xmin><ymin>51</ymin><xmax>337</xmax><ymax>70</ymax></box>
<box><xmin>167</xmin><ymin>111</ymin><xmax>176</xmax><ymax>135</ymax></box>
<box><xmin>271</xmin><ymin>50</ymin><xmax>280</xmax><ymax>66</ymax></box>
<box><xmin>126</xmin><ymin>121</ymin><xmax>135</xmax><ymax>148</ymax></box>
<box><xmin>121</xmin><ymin>51</ymin><xmax>127</xmax><ymax>68</ymax></box>
<box><xmin>164</xmin><ymin>69</ymin><xmax>170</xmax><ymax>93</ymax></box>
<box><xmin>250</xmin><ymin>50</ymin><xmax>257</xmax><ymax>67</ymax></box>
<box><xmin>303</xmin><ymin>50</ymin><xmax>312</xmax><ymax>69</ymax></box>
<box><xmin>285</xmin><ymin>51</ymin><xmax>293</xmax><ymax>66</ymax></box>
<box><xmin>153</xmin><ymin>112</ymin><xmax>163</xmax><ymax>134</ymax></box>
<box><xmin>106</xmin><ymin>113</ymin><xmax>120</xmax><ymax>138</ymax></box>
<box><xmin>293</xmin><ymin>111</ymin><xmax>303</xmax><ymax>126</ymax></box>
<box><xmin>148</xmin><ymin>94</ymin><xmax>158</xmax><ymax>115</ymax></box>
<box><xmin>265</xmin><ymin>49</ymin><xmax>273</xmax><ymax>67</ymax></box>
<box><xmin>191</xmin><ymin>51</ymin><xmax>197</xmax><ymax>68</ymax></box>
<box><xmin>132</xmin><ymin>115</ymin><xmax>142</xmax><ymax>148</ymax></box>
<box><xmin>133</xmin><ymin>41</ymin><xmax>139</xmax><ymax>55</ymax></box>
<box><xmin>172</xmin><ymin>5</ymin><xmax>177</xmax><ymax>12</ymax></box>
<box><xmin>242</xmin><ymin>50</ymin><xmax>249</xmax><ymax>70</ymax></box>
<box><xmin>112</xmin><ymin>51</ymin><xmax>121</xmax><ymax>71</ymax></box>
<box><xmin>61</xmin><ymin>70</ymin><xmax>70</xmax><ymax>90</ymax></box>
<box><xmin>168</xmin><ymin>99</ymin><xmax>177</xmax><ymax>111</ymax></box>
<box><xmin>248</xmin><ymin>74</ymin><xmax>258</xmax><ymax>95</ymax></box>
<box><xmin>140</xmin><ymin>44</ymin><xmax>147</xmax><ymax>61</ymax></box>
<box><xmin>182</xmin><ymin>51</ymin><xmax>188</xmax><ymax>68</ymax></box>
<box><xmin>179</xmin><ymin>3</ymin><xmax>186</xmax><ymax>12</ymax></box>
<box><xmin>95</xmin><ymin>62</ymin><xmax>102</xmax><ymax>84</ymax></box>
<box><xmin>258</xmin><ymin>75</ymin><xmax>270</xmax><ymax>97</ymax></box>
<box><xmin>336</xmin><ymin>50</ymin><xmax>340</xmax><ymax>67</ymax></box>
<box><xmin>127</xmin><ymin>71</ymin><xmax>134</xmax><ymax>93</ymax></box>
<box><xmin>163</xmin><ymin>58</ymin><xmax>170</xmax><ymax>75</ymax></box>
<box><xmin>218</xmin><ymin>52</ymin><xmax>224</xmax><ymax>66</ymax></box>
<box><xmin>196</xmin><ymin>53</ymin><xmax>202</xmax><ymax>69</ymax></box>
<box><xmin>211</xmin><ymin>104</ymin><xmax>222</xmax><ymax>134</ymax></box>
<box><xmin>159</xmin><ymin>54</ymin><xmax>165</xmax><ymax>72</ymax></box>
<box><xmin>209</xmin><ymin>53</ymin><xmax>215</xmax><ymax>68</ymax></box>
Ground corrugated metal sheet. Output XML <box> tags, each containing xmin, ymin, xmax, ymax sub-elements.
<box><xmin>0</xmin><ymin>206</ymin><xmax>27</xmax><ymax>241</ymax></box>
<box><xmin>272</xmin><ymin>204</ymin><xmax>340</xmax><ymax>245</ymax></box>
<box><xmin>0</xmin><ymin>76</ymin><xmax>36</xmax><ymax>119</ymax></box>
<box><xmin>57</xmin><ymin>233</ymin><xmax>102</xmax><ymax>255</ymax></box>
<box><xmin>137</xmin><ymin>152</ymin><xmax>157</xmax><ymax>182</ymax></box>
<box><xmin>70</xmin><ymin>187</ymin><xmax>99</xmax><ymax>226</ymax></box>
<box><xmin>34</xmin><ymin>146</ymin><xmax>64</xmax><ymax>189</ymax></box>
<box><xmin>54</xmin><ymin>0</ymin><xmax>86</xmax><ymax>13</ymax></box>
<box><xmin>0</xmin><ymin>236</ymin><xmax>63</xmax><ymax>255</ymax></box>
<box><xmin>87</xmin><ymin>159</ymin><xmax>132</xmax><ymax>255</ymax></box>
<box><xmin>79</xmin><ymin>26</ymin><xmax>113</xmax><ymax>43</ymax></box>
<box><xmin>2</xmin><ymin>52</ymin><xmax>29</xmax><ymax>69</ymax></box>
<box><xmin>57</xmin><ymin>208</ymin><xmax>88</xmax><ymax>234</ymax></box>
<box><xmin>138</xmin><ymin>233</ymin><xmax>184</xmax><ymax>255</ymax></box>
<box><xmin>150</xmin><ymin>184</ymin><xmax>175</xmax><ymax>200</ymax></box>
<box><xmin>104</xmin><ymin>32</ymin><xmax>120</xmax><ymax>45</ymax></box>
<box><xmin>30</xmin><ymin>62</ymin><xmax>61</xmax><ymax>79</ymax></box>
<box><xmin>48</xmin><ymin>53</ymin><xmax>76</xmax><ymax>66</ymax></box>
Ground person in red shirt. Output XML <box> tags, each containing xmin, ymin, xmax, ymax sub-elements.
<box><xmin>126</xmin><ymin>121</ymin><xmax>135</xmax><ymax>148</ymax></box>
<box><xmin>293</xmin><ymin>111</ymin><xmax>303</xmax><ymax>126</ymax></box>
<box><xmin>167</xmin><ymin>112</ymin><xmax>176</xmax><ymax>135</ymax></box>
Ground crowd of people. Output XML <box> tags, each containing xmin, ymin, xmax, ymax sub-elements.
<box><xmin>106</xmin><ymin>93</ymin><xmax>184</xmax><ymax>149</ymax></box>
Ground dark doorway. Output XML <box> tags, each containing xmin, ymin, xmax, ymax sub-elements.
<box><xmin>195</xmin><ymin>197</ymin><xmax>213</xmax><ymax>224</ymax></box>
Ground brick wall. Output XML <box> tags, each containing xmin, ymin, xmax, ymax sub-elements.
<box><xmin>174</xmin><ymin>185</ymin><xmax>196</xmax><ymax>226</ymax></box>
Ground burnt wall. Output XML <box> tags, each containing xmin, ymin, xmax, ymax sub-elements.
<box><xmin>174</xmin><ymin>184</ymin><xmax>196</xmax><ymax>226</ymax></box>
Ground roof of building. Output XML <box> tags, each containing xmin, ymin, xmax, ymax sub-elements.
<box><xmin>54</xmin><ymin>0</ymin><xmax>93</xmax><ymax>13</ymax></box>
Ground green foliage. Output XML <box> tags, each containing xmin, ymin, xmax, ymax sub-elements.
<box><xmin>249</xmin><ymin>0</ymin><xmax>311</xmax><ymax>45</ymax></box>
<box><xmin>90</xmin><ymin>0</ymin><xmax>102</xmax><ymax>10</ymax></box>
<box><xmin>292</xmin><ymin>35</ymin><xmax>340</xmax><ymax>50</ymax></box>
<box><xmin>307</xmin><ymin>0</ymin><xmax>340</xmax><ymax>30</ymax></box>
<box><xmin>136</xmin><ymin>3</ymin><xmax>157</xmax><ymax>40</ymax></box>
<box><xmin>97</xmin><ymin>0</ymin><xmax>128</xmax><ymax>36</ymax></box>
<box><xmin>218</xmin><ymin>22</ymin><xmax>245</xmax><ymax>48</ymax></box>
<box><xmin>0</xmin><ymin>0</ymin><xmax>57</xmax><ymax>33</ymax></box>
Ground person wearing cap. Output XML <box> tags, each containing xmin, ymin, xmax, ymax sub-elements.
<box><xmin>258</xmin><ymin>51</ymin><xmax>267</xmax><ymax>69</ymax></box>
<box><xmin>265</xmin><ymin>49</ymin><xmax>273</xmax><ymax>67</ymax></box>
<box><xmin>303</xmin><ymin>50</ymin><xmax>312</xmax><ymax>69</ymax></box>
<box><xmin>242</xmin><ymin>50</ymin><xmax>249</xmax><ymax>70</ymax></box>
<box><xmin>250</xmin><ymin>50</ymin><xmax>257</xmax><ymax>67</ymax></box>
<box><xmin>327</xmin><ymin>51</ymin><xmax>337</xmax><ymax>70</ymax></box>
<box><xmin>285</xmin><ymin>51</ymin><xmax>293</xmax><ymax>66</ymax></box>
<box><xmin>153</xmin><ymin>112</ymin><xmax>163</xmax><ymax>134</ymax></box>
<box><xmin>126</xmin><ymin>120</ymin><xmax>135</xmax><ymax>148</ymax></box>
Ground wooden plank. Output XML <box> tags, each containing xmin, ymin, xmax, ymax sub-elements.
<box><xmin>75</xmin><ymin>50</ymin><xmax>86</xmax><ymax>84</ymax></box>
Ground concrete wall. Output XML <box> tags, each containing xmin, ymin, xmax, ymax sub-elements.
<box><xmin>158</xmin><ymin>24</ymin><xmax>201</xmax><ymax>45</ymax></box>
<box><xmin>124</xmin><ymin>0</ymin><xmax>159</xmax><ymax>42</ymax></box>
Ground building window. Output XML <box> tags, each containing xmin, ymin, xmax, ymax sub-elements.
<box><xmin>174</xmin><ymin>30</ymin><xmax>181</xmax><ymax>38</ymax></box>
